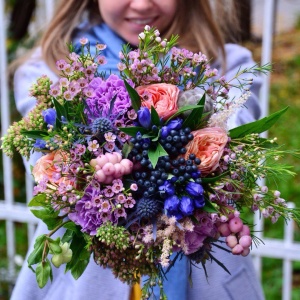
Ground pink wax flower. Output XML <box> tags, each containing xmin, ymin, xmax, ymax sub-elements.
<box><xmin>185</xmin><ymin>127</ymin><xmax>228</xmax><ymax>175</ymax></box>
<box><xmin>136</xmin><ymin>83</ymin><xmax>179</xmax><ymax>120</ymax></box>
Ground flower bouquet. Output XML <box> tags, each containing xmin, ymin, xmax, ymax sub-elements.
<box><xmin>2</xmin><ymin>26</ymin><xmax>300</xmax><ymax>299</ymax></box>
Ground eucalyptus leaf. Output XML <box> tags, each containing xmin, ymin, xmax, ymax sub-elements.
<box><xmin>124</xmin><ymin>80</ymin><xmax>141</xmax><ymax>111</ymax></box>
<box><xmin>229</xmin><ymin>106</ymin><xmax>289</xmax><ymax>139</ymax></box>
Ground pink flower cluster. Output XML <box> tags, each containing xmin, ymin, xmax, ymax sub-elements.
<box><xmin>90</xmin><ymin>152</ymin><xmax>133</xmax><ymax>184</ymax></box>
<box><xmin>218</xmin><ymin>214</ymin><xmax>252</xmax><ymax>256</ymax></box>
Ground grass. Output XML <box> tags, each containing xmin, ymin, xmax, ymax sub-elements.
<box><xmin>1</xmin><ymin>27</ymin><xmax>300</xmax><ymax>300</ymax></box>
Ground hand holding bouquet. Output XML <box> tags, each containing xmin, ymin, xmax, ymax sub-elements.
<box><xmin>2</xmin><ymin>26</ymin><xmax>300</xmax><ymax>299</ymax></box>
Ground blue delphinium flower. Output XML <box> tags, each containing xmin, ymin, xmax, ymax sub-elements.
<box><xmin>159</xmin><ymin>180</ymin><xmax>175</xmax><ymax>197</ymax></box>
<box><xmin>180</xmin><ymin>196</ymin><xmax>194</xmax><ymax>216</ymax></box>
<box><xmin>186</xmin><ymin>182</ymin><xmax>205</xmax><ymax>208</ymax></box>
<box><xmin>137</xmin><ymin>107</ymin><xmax>151</xmax><ymax>129</ymax></box>
<box><xmin>186</xmin><ymin>182</ymin><xmax>204</xmax><ymax>197</ymax></box>
<box><xmin>160</xmin><ymin>118</ymin><xmax>183</xmax><ymax>138</ymax></box>
<box><xmin>33</xmin><ymin>139</ymin><xmax>46</xmax><ymax>149</ymax></box>
<box><xmin>42</xmin><ymin>108</ymin><xmax>56</xmax><ymax>126</ymax></box>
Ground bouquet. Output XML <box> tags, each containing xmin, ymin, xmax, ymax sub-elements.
<box><xmin>2</xmin><ymin>26</ymin><xmax>300</xmax><ymax>299</ymax></box>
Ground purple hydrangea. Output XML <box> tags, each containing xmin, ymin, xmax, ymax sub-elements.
<box><xmin>68</xmin><ymin>184</ymin><xmax>114</xmax><ymax>235</ymax></box>
<box><xmin>85</xmin><ymin>74</ymin><xmax>133</xmax><ymax>123</ymax></box>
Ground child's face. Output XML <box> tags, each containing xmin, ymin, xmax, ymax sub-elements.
<box><xmin>98</xmin><ymin>0</ymin><xmax>177</xmax><ymax>45</ymax></box>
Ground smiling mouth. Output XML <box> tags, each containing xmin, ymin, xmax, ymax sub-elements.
<box><xmin>127</xmin><ymin>18</ymin><xmax>157</xmax><ymax>25</ymax></box>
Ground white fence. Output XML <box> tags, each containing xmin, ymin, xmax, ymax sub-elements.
<box><xmin>1</xmin><ymin>1</ymin><xmax>300</xmax><ymax>300</ymax></box>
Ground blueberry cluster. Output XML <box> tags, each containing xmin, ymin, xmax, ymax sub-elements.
<box><xmin>159</xmin><ymin>127</ymin><xmax>193</xmax><ymax>157</ymax></box>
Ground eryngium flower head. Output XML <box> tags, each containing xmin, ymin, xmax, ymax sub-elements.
<box><xmin>91</xmin><ymin>117</ymin><xmax>112</xmax><ymax>134</ymax></box>
<box><xmin>136</xmin><ymin>197</ymin><xmax>161</xmax><ymax>219</ymax></box>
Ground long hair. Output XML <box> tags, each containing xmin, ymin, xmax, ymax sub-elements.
<box><xmin>16</xmin><ymin>0</ymin><xmax>240</xmax><ymax>74</ymax></box>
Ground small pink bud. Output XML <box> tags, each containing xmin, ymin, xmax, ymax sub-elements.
<box><xmin>232</xmin><ymin>244</ymin><xmax>244</xmax><ymax>255</ymax></box>
<box><xmin>95</xmin><ymin>170</ymin><xmax>106</xmax><ymax>182</ymax></box>
<box><xmin>89</xmin><ymin>158</ymin><xmax>97</xmax><ymax>168</ymax></box>
<box><xmin>105</xmin><ymin>153</ymin><xmax>119</xmax><ymax>164</ymax></box>
<box><xmin>96</xmin><ymin>154</ymin><xmax>109</xmax><ymax>168</ymax></box>
<box><xmin>229</xmin><ymin>217</ymin><xmax>243</xmax><ymax>233</ymax></box>
<box><xmin>120</xmin><ymin>159</ymin><xmax>133</xmax><ymax>174</ymax></box>
<box><xmin>218</xmin><ymin>223</ymin><xmax>231</xmax><ymax>237</ymax></box>
<box><xmin>239</xmin><ymin>235</ymin><xmax>252</xmax><ymax>248</ymax></box>
<box><xmin>103</xmin><ymin>175</ymin><xmax>114</xmax><ymax>184</ymax></box>
<box><xmin>114</xmin><ymin>163</ymin><xmax>125</xmax><ymax>178</ymax></box>
<box><xmin>239</xmin><ymin>225</ymin><xmax>251</xmax><ymax>237</ymax></box>
<box><xmin>226</xmin><ymin>235</ymin><xmax>238</xmax><ymax>248</ymax></box>
<box><xmin>102</xmin><ymin>162</ymin><xmax>116</xmax><ymax>176</ymax></box>
<box><xmin>112</xmin><ymin>152</ymin><xmax>122</xmax><ymax>163</ymax></box>
<box><xmin>241</xmin><ymin>247</ymin><xmax>250</xmax><ymax>257</ymax></box>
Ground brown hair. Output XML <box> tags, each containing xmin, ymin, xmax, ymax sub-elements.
<box><xmin>15</xmin><ymin>0</ymin><xmax>239</xmax><ymax>74</ymax></box>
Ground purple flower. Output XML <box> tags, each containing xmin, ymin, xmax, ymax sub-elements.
<box><xmin>159</xmin><ymin>180</ymin><xmax>175</xmax><ymax>196</ymax></box>
<box><xmin>166</xmin><ymin>118</ymin><xmax>182</xmax><ymax>131</ymax></box>
<box><xmin>179</xmin><ymin>196</ymin><xmax>194</xmax><ymax>216</ymax></box>
<box><xmin>33</xmin><ymin>139</ymin><xmax>46</xmax><ymax>149</ymax></box>
<box><xmin>184</xmin><ymin>226</ymin><xmax>206</xmax><ymax>255</ymax></box>
<box><xmin>160</xmin><ymin>126</ymin><xmax>169</xmax><ymax>138</ymax></box>
<box><xmin>186</xmin><ymin>182</ymin><xmax>204</xmax><ymax>197</ymax></box>
<box><xmin>42</xmin><ymin>108</ymin><xmax>56</xmax><ymax>125</ymax></box>
<box><xmin>164</xmin><ymin>195</ymin><xmax>180</xmax><ymax>211</ymax></box>
<box><xmin>137</xmin><ymin>107</ymin><xmax>151</xmax><ymax>129</ymax></box>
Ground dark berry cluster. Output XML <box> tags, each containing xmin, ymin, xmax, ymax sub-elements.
<box><xmin>159</xmin><ymin>127</ymin><xmax>193</xmax><ymax>157</ymax></box>
<box><xmin>169</xmin><ymin>154</ymin><xmax>201</xmax><ymax>184</ymax></box>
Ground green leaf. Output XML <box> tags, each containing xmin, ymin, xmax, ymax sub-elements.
<box><xmin>202</xmin><ymin>200</ymin><xmax>218</xmax><ymax>213</ymax></box>
<box><xmin>201</xmin><ymin>171</ymin><xmax>229</xmax><ymax>183</ymax></box>
<box><xmin>48</xmin><ymin>237</ymin><xmax>62</xmax><ymax>254</ymax></box>
<box><xmin>20</xmin><ymin>130</ymin><xmax>49</xmax><ymax>139</ymax></box>
<box><xmin>151</xmin><ymin>106</ymin><xmax>161</xmax><ymax>126</ymax></box>
<box><xmin>28</xmin><ymin>194</ymin><xmax>47</xmax><ymax>207</ymax></box>
<box><xmin>124</xmin><ymin>80</ymin><xmax>141</xmax><ymax>111</ymax></box>
<box><xmin>31</xmin><ymin>207</ymin><xmax>63</xmax><ymax>230</ymax></box>
<box><xmin>53</xmin><ymin>98</ymin><xmax>68</xmax><ymax>121</ymax></box>
<box><xmin>36</xmin><ymin>259</ymin><xmax>52</xmax><ymax>288</ymax></box>
<box><xmin>229</xmin><ymin>106</ymin><xmax>289</xmax><ymax>139</ymax></box>
<box><xmin>70</xmin><ymin>250</ymin><xmax>90</xmax><ymax>280</ymax></box>
<box><xmin>121</xmin><ymin>142</ymin><xmax>133</xmax><ymax>158</ymax></box>
<box><xmin>119</xmin><ymin>126</ymin><xmax>148</xmax><ymax>137</ymax></box>
<box><xmin>27</xmin><ymin>235</ymin><xmax>47</xmax><ymax>266</ymax></box>
<box><xmin>182</xmin><ymin>95</ymin><xmax>205</xmax><ymax>130</ymax></box>
<box><xmin>61</xmin><ymin>229</ymin><xmax>75</xmax><ymax>243</ymax></box>
<box><xmin>148</xmin><ymin>143</ymin><xmax>168</xmax><ymax>168</ymax></box>
<box><xmin>65</xmin><ymin>233</ymin><xmax>90</xmax><ymax>279</ymax></box>
<box><xmin>165</xmin><ymin>105</ymin><xmax>201</xmax><ymax>123</ymax></box>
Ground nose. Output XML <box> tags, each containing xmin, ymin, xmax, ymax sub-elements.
<box><xmin>129</xmin><ymin>0</ymin><xmax>154</xmax><ymax>11</ymax></box>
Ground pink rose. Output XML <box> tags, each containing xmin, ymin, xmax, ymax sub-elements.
<box><xmin>185</xmin><ymin>127</ymin><xmax>228</xmax><ymax>175</ymax></box>
<box><xmin>32</xmin><ymin>150</ymin><xmax>70</xmax><ymax>183</ymax></box>
<box><xmin>136</xmin><ymin>83</ymin><xmax>179</xmax><ymax>119</ymax></box>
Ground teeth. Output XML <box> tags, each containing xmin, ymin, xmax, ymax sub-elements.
<box><xmin>131</xmin><ymin>19</ymin><xmax>154</xmax><ymax>25</ymax></box>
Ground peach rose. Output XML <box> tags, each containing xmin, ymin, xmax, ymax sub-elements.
<box><xmin>185</xmin><ymin>127</ymin><xmax>228</xmax><ymax>175</ymax></box>
<box><xmin>136</xmin><ymin>83</ymin><xmax>179</xmax><ymax>119</ymax></box>
<box><xmin>32</xmin><ymin>150</ymin><xmax>69</xmax><ymax>183</ymax></box>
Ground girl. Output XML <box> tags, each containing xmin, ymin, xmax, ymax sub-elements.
<box><xmin>11</xmin><ymin>1</ymin><xmax>264</xmax><ymax>299</ymax></box>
